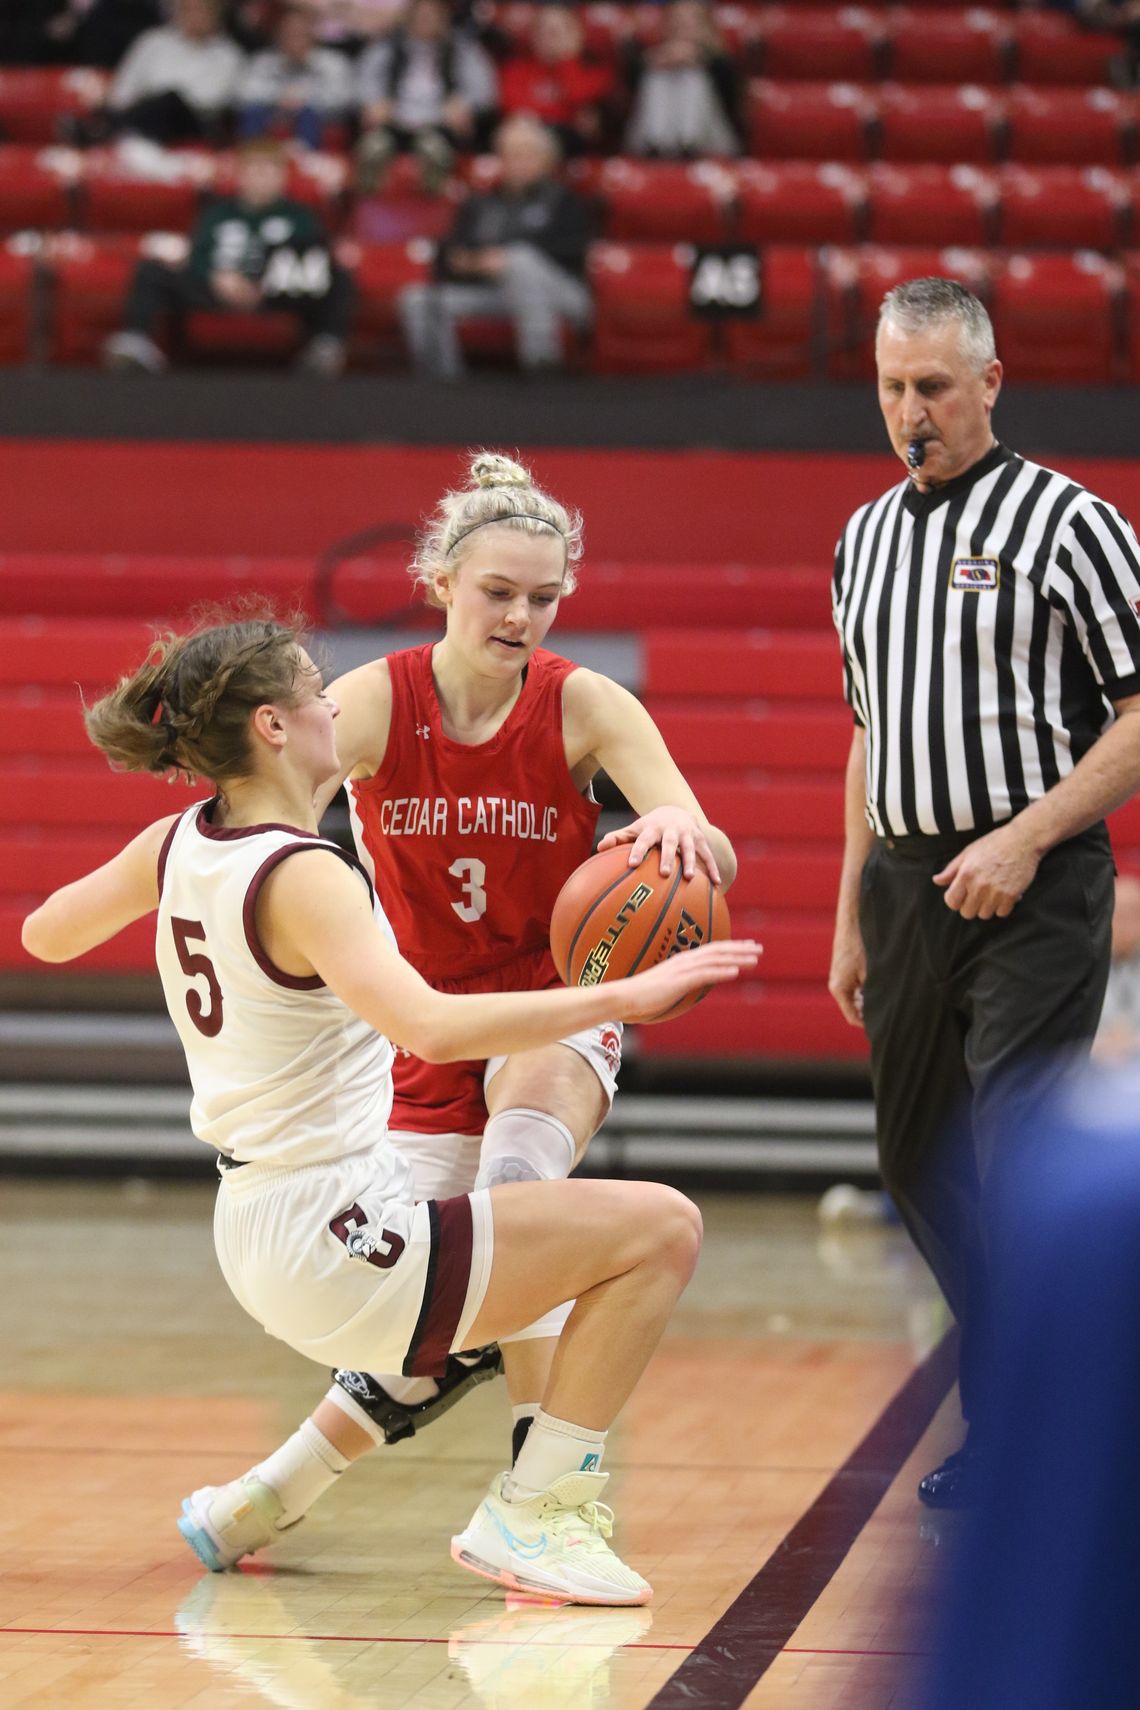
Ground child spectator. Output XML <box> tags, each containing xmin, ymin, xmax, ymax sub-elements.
<box><xmin>103</xmin><ymin>138</ymin><xmax>353</xmax><ymax>375</ymax></box>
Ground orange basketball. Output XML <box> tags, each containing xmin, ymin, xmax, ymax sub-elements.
<box><xmin>549</xmin><ymin>844</ymin><xmax>731</xmax><ymax>1022</ymax></box>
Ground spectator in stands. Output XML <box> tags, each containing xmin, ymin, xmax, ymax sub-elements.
<box><xmin>1076</xmin><ymin>0</ymin><xmax>1140</xmax><ymax>87</ymax></box>
<box><xmin>0</xmin><ymin>0</ymin><xmax>159</xmax><ymax>68</ymax></box>
<box><xmin>103</xmin><ymin>0</ymin><xmax>245</xmax><ymax>145</ymax></box>
<box><xmin>498</xmin><ymin>6</ymin><xmax>617</xmax><ymax>157</ymax></box>
<box><xmin>397</xmin><ymin>114</ymin><xmax>591</xmax><ymax>380</ymax></box>
<box><xmin>1093</xmin><ymin>874</ymin><xmax>1140</xmax><ymax>1062</ymax></box>
<box><xmin>238</xmin><ymin>6</ymin><xmax>353</xmax><ymax>149</ymax></box>
<box><xmin>353</xmin><ymin>0</ymin><xmax>498</xmax><ymax>194</ymax></box>
<box><xmin>623</xmin><ymin>0</ymin><xmax>742</xmax><ymax>160</ymax></box>
<box><xmin>103</xmin><ymin>138</ymin><xmax>353</xmax><ymax>375</ymax></box>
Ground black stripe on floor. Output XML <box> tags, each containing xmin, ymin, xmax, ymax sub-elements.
<box><xmin>646</xmin><ymin>1332</ymin><xmax>959</xmax><ymax>1710</ymax></box>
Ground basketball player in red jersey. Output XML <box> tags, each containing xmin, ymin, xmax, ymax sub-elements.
<box><xmin>178</xmin><ymin>451</ymin><xmax>738</xmax><ymax>1574</ymax></box>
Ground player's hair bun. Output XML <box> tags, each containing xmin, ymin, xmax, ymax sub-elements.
<box><xmin>470</xmin><ymin>453</ymin><xmax>532</xmax><ymax>491</ymax></box>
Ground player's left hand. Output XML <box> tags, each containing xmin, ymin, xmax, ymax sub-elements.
<box><xmin>598</xmin><ymin>806</ymin><xmax>721</xmax><ymax>884</ymax></box>
<box><xmin>932</xmin><ymin>822</ymin><xmax>1041</xmax><ymax>919</ymax></box>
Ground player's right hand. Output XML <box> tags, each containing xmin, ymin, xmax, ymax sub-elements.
<box><xmin>614</xmin><ymin>939</ymin><xmax>761</xmax><ymax>1023</ymax></box>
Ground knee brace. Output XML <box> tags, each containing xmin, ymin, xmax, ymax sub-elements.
<box><xmin>475</xmin><ymin>1107</ymin><xmax>576</xmax><ymax>1191</ymax></box>
<box><xmin>326</xmin><ymin>1346</ymin><xmax>503</xmax><ymax>1446</ymax></box>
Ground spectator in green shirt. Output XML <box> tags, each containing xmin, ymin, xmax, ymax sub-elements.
<box><xmin>104</xmin><ymin>138</ymin><xmax>353</xmax><ymax>376</ymax></box>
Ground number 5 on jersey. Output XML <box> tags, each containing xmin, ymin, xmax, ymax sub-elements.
<box><xmin>171</xmin><ymin>916</ymin><xmax>224</xmax><ymax>1037</ymax></box>
<box><xmin>449</xmin><ymin>857</ymin><xmax>487</xmax><ymax>923</ymax></box>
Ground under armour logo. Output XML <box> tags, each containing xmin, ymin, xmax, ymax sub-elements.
<box><xmin>415</xmin><ymin>723</ymin><xmax>431</xmax><ymax>740</ymax></box>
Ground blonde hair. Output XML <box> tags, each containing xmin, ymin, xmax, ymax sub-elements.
<box><xmin>409</xmin><ymin>451</ymin><xmax>583</xmax><ymax>610</ymax></box>
<box><xmin>84</xmin><ymin>611</ymin><xmax>309</xmax><ymax>785</ymax></box>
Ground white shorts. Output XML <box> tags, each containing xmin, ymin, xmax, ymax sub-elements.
<box><xmin>485</xmin><ymin>1019</ymin><xmax>623</xmax><ymax>1110</ymax></box>
<box><xmin>387</xmin><ymin>1129</ymin><xmax>572</xmax><ymax>1346</ymax></box>
<box><xmin>213</xmin><ymin>1145</ymin><xmax>494</xmax><ymax>1377</ymax></box>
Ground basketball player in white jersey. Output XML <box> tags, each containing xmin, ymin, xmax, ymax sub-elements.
<box><xmin>22</xmin><ymin>614</ymin><xmax>758</xmax><ymax>1606</ymax></box>
<box><xmin>171</xmin><ymin>452</ymin><xmax>741</xmax><ymax>1583</ymax></box>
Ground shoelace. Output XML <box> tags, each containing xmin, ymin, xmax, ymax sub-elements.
<box><xmin>546</xmin><ymin>1499</ymin><xmax>616</xmax><ymax>1547</ymax></box>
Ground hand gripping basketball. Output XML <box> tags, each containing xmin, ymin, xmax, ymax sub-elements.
<box><xmin>549</xmin><ymin>846</ymin><xmax>758</xmax><ymax>1022</ymax></box>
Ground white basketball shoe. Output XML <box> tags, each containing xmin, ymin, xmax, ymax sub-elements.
<box><xmin>451</xmin><ymin>1471</ymin><xmax>652</xmax><ymax>1606</ymax></box>
<box><xmin>178</xmin><ymin>1476</ymin><xmax>300</xmax><ymax>1572</ymax></box>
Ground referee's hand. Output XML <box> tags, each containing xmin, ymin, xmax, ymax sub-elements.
<box><xmin>933</xmin><ymin>824</ymin><xmax>1039</xmax><ymax>920</ymax></box>
<box><xmin>828</xmin><ymin>921</ymin><xmax>867</xmax><ymax>1027</ymax></box>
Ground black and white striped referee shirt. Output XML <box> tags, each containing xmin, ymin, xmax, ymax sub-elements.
<box><xmin>832</xmin><ymin>443</ymin><xmax>1140</xmax><ymax>838</ymax></box>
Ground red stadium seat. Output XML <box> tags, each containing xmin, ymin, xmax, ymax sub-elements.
<box><xmin>710</xmin><ymin>4</ymin><xmax>765</xmax><ymax>59</ymax></box>
<box><xmin>3</xmin><ymin>763</ymin><xmax>200</xmax><ymax>828</ymax></box>
<box><xmin>597</xmin><ymin>160</ymin><xmax>733</xmax><ymax>243</ymax></box>
<box><xmin>645</xmin><ymin>703</ymin><xmax>851</xmax><ymax>770</ymax></box>
<box><xmin>756</xmin><ymin>6</ymin><xmax>880</xmax><ymax>82</ymax></box>
<box><xmin>3</xmin><ymin>830</ymin><xmax>138</xmax><ymax>898</ymax></box>
<box><xmin>354</xmin><ymin>156</ymin><xmax>461</xmax><ymax>242</ymax></box>
<box><xmin>642</xmin><ymin>630</ymin><xmax>840</xmax><ymax>698</ymax></box>
<box><xmin>729</xmin><ymin>844</ymin><xmax>843</xmax><ymax>913</ymax></box>
<box><xmin>997</xmin><ymin>165</ymin><xmax>1128</xmax><ymax>251</ymax></box>
<box><xmin>721</xmin><ymin>244</ymin><xmax>819</xmax><ymax>377</ymax></box>
<box><xmin>877</xmin><ymin>83</ymin><xmax>1003</xmax><ymax>165</ymax></box>
<box><xmin>0</xmin><ymin>242</ymin><xmax>35</xmax><ymax>364</ymax></box>
<box><xmin>1005</xmin><ymin>86</ymin><xmax>1132</xmax><ymax>166</ymax></box>
<box><xmin>588</xmin><ymin>242</ymin><xmax>714</xmax><ymax>373</ymax></box>
<box><xmin>0</xmin><ymin>68</ymin><xmax>108</xmax><ymax>145</ymax></box>
<box><xmin>689</xmin><ymin>774</ymin><xmax>843</xmax><ymax>840</ymax></box>
<box><xmin>181</xmin><ymin>310</ymin><xmax>302</xmax><ymax>363</ymax></box>
<box><xmin>343</xmin><ymin>237</ymin><xmax>431</xmax><ymax>366</ymax></box>
<box><xmin>826</xmin><ymin>244</ymin><xmax>992</xmax><ymax>378</ymax></box>
<box><xmin>733</xmin><ymin>160</ymin><xmax>864</xmax><ymax>245</ymax></box>
<box><xmin>989</xmin><ymin>251</ymin><xmax>1123</xmax><ymax>383</ymax></box>
<box><xmin>0</xmin><ymin>689</ymin><xmax>92</xmax><ymax>760</ymax></box>
<box><xmin>884</xmin><ymin>7</ymin><xmax>1009</xmax><ymax>84</ymax></box>
<box><xmin>2</xmin><ymin>616</ymin><xmax>175</xmax><ymax>685</ymax></box>
<box><xmin>81</xmin><ymin>147</ymin><xmax>213</xmax><ymax>234</ymax></box>
<box><xmin>1125</xmin><ymin>251</ymin><xmax>1140</xmax><ymax>382</ymax></box>
<box><xmin>1011</xmin><ymin>11</ymin><xmax>1126</xmax><ymax>87</ymax></box>
<box><xmin>0</xmin><ymin>557</ymin><xmax>328</xmax><ymax>622</ymax></box>
<box><xmin>865</xmin><ymin>163</ymin><xmax>997</xmax><ymax>247</ymax></box>
<box><xmin>746</xmin><ymin>79</ymin><xmax>874</xmax><ymax>162</ymax></box>
<box><xmin>634</xmin><ymin>985</ymin><xmax>869</xmax><ymax>1061</ymax></box>
<box><xmin>44</xmin><ymin>232</ymin><xmax>144</xmax><ymax>364</ymax></box>
<box><xmin>0</xmin><ymin>146</ymin><xmax>75</xmax><ymax>234</ymax></box>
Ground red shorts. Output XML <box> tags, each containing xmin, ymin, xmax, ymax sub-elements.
<box><xmin>391</xmin><ymin>946</ymin><xmax>621</xmax><ymax>1137</ymax></box>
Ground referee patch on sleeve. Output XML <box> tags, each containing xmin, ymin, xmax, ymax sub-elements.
<box><xmin>950</xmin><ymin>556</ymin><xmax>1000</xmax><ymax>591</ymax></box>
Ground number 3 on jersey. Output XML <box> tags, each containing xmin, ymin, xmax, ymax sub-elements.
<box><xmin>448</xmin><ymin>857</ymin><xmax>488</xmax><ymax>923</ymax></box>
<box><xmin>171</xmin><ymin>916</ymin><xmax>224</xmax><ymax>1037</ymax></box>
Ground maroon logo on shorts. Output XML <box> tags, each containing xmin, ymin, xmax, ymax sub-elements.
<box><xmin>329</xmin><ymin>1202</ymin><xmax>406</xmax><ymax>1270</ymax></box>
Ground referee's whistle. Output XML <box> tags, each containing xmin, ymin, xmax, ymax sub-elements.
<box><xmin>906</xmin><ymin>440</ymin><xmax>926</xmax><ymax>472</ymax></box>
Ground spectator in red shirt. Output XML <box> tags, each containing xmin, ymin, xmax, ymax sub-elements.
<box><xmin>499</xmin><ymin>5</ymin><xmax>616</xmax><ymax>157</ymax></box>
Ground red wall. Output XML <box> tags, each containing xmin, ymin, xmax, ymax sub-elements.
<box><xmin>5</xmin><ymin>442</ymin><xmax>1139</xmax><ymax>565</ymax></box>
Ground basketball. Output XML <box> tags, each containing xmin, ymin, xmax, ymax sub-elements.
<box><xmin>549</xmin><ymin>845</ymin><xmax>731</xmax><ymax>1021</ymax></box>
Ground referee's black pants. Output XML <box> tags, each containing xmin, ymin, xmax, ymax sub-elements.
<box><xmin>859</xmin><ymin>823</ymin><xmax>1113</xmax><ymax>1422</ymax></box>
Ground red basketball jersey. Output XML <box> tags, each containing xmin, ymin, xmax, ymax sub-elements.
<box><xmin>348</xmin><ymin>645</ymin><xmax>600</xmax><ymax>983</ymax></box>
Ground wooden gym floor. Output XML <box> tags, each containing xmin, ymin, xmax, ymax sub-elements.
<box><xmin>0</xmin><ymin>1180</ymin><xmax>961</xmax><ymax>1710</ymax></box>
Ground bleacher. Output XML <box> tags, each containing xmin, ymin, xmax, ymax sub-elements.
<box><xmin>0</xmin><ymin>0</ymin><xmax>1138</xmax><ymax>378</ymax></box>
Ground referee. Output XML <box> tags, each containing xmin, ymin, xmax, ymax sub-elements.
<box><xmin>829</xmin><ymin>277</ymin><xmax>1140</xmax><ymax>1509</ymax></box>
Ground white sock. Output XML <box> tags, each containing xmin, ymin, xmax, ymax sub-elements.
<box><xmin>252</xmin><ymin>1419</ymin><xmax>349</xmax><ymax>1527</ymax></box>
<box><xmin>503</xmin><ymin>1409</ymin><xmax>607</xmax><ymax>1501</ymax></box>
<box><xmin>475</xmin><ymin>1108</ymin><xmax>576</xmax><ymax>1190</ymax></box>
<box><xmin>511</xmin><ymin>1402</ymin><xmax>539</xmax><ymax>1464</ymax></box>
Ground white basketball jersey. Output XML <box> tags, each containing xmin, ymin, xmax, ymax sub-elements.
<box><xmin>156</xmin><ymin>800</ymin><xmax>409</xmax><ymax>1184</ymax></box>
